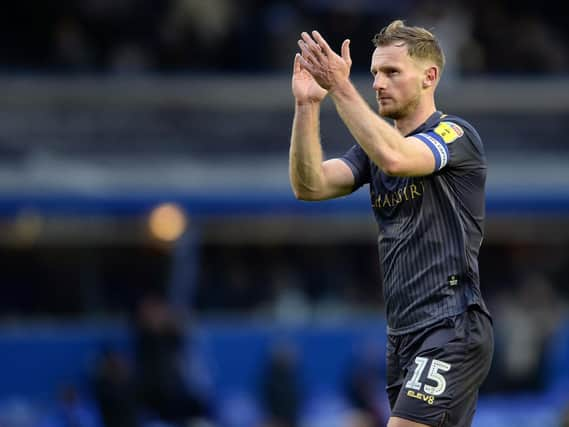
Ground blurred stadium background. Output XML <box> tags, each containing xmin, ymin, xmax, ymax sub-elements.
<box><xmin>0</xmin><ymin>0</ymin><xmax>569</xmax><ymax>426</ymax></box>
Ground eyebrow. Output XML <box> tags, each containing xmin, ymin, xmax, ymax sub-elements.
<box><xmin>371</xmin><ymin>65</ymin><xmax>400</xmax><ymax>74</ymax></box>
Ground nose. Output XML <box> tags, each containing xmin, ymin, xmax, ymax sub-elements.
<box><xmin>373</xmin><ymin>73</ymin><xmax>386</xmax><ymax>91</ymax></box>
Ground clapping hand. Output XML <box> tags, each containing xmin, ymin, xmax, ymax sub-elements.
<box><xmin>297</xmin><ymin>31</ymin><xmax>352</xmax><ymax>92</ymax></box>
<box><xmin>292</xmin><ymin>50</ymin><xmax>328</xmax><ymax>105</ymax></box>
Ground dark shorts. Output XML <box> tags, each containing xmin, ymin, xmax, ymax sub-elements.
<box><xmin>386</xmin><ymin>307</ymin><xmax>494</xmax><ymax>427</ymax></box>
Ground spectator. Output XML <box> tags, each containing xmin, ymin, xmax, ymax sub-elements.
<box><xmin>92</xmin><ymin>349</ymin><xmax>138</xmax><ymax>427</ymax></box>
<box><xmin>343</xmin><ymin>343</ymin><xmax>387</xmax><ymax>427</ymax></box>
<box><xmin>259</xmin><ymin>342</ymin><xmax>302</xmax><ymax>427</ymax></box>
<box><xmin>495</xmin><ymin>273</ymin><xmax>567</xmax><ymax>390</ymax></box>
<box><xmin>134</xmin><ymin>294</ymin><xmax>211</xmax><ymax>425</ymax></box>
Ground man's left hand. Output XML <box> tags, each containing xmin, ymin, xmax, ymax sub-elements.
<box><xmin>297</xmin><ymin>31</ymin><xmax>352</xmax><ymax>92</ymax></box>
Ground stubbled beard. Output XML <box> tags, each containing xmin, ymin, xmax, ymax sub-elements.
<box><xmin>379</xmin><ymin>92</ymin><xmax>421</xmax><ymax>120</ymax></box>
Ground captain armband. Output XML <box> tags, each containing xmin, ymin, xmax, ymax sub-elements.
<box><xmin>414</xmin><ymin>132</ymin><xmax>450</xmax><ymax>171</ymax></box>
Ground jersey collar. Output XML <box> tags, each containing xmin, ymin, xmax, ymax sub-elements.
<box><xmin>407</xmin><ymin>110</ymin><xmax>443</xmax><ymax>136</ymax></box>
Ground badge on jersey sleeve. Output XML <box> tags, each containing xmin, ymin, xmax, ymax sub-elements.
<box><xmin>434</xmin><ymin>122</ymin><xmax>464</xmax><ymax>144</ymax></box>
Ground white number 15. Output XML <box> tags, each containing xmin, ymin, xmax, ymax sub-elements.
<box><xmin>405</xmin><ymin>356</ymin><xmax>451</xmax><ymax>396</ymax></box>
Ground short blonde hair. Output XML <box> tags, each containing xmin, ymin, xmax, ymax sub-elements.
<box><xmin>372</xmin><ymin>20</ymin><xmax>445</xmax><ymax>73</ymax></box>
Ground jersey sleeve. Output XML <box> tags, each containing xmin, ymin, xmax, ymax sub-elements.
<box><xmin>414</xmin><ymin>120</ymin><xmax>484</xmax><ymax>171</ymax></box>
<box><xmin>339</xmin><ymin>144</ymin><xmax>371</xmax><ymax>189</ymax></box>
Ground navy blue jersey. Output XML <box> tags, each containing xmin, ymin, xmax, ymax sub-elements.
<box><xmin>341</xmin><ymin>111</ymin><xmax>490</xmax><ymax>335</ymax></box>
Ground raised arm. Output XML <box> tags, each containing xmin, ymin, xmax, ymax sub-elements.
<box><xmin>298</xmin><ymin>31</ymin><xmax>437</xmax><ymax>177</ymax></box>
<box><xmin>289</xmin><ymin>53</ymin><xmax>355</xmax><ymax>201</ymax></box>
<box><xmin>329</xmin><ymin>78</ymin><xmax>435</xmax><ymax>177</ymax></box>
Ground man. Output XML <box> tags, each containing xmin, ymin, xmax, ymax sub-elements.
<box><xmin>289</xmin><ymin>20</ymin><xmax>494</xmax><ymax>427</ymax></box>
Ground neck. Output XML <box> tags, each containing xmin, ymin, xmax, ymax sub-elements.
<box><xmin>394</xmin><ymin>98</ymin><xmax>437</xmax><ymax>136</ymax></box>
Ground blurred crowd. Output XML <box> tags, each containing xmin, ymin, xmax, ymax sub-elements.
<box><xmin>4</xmin><ymin>239</ymin><xmax>569</xmax><ymax>399</ymax></box>
<box><xmin>26</xmin><ymin>295</ymin><xmax>390</xmax><ymax>427</ymax></box>
<box><xmin>13</xmin><ymin>268</ymin><xmax>567</xmax><ymax>427</ymax></box>
<box><xmin>39</xmin><ymin>295</ymin><xmax>214</xmax><ymax>427</ymax></box>
<box><xmin>195</xmin><ymin>241</ymin><xmax>569</xmax><ymax>395</ymax></box>
<box><xmin>194</xmin><ymin>243</ymin><xmax>383</xmax><ymax>320</ymax></box>
<box><xmin>1</xmin><ymin>0</ymin><xmax>567</xmax><ymax>75</ymax></box>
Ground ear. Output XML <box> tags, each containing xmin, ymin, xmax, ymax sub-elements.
<box><xmin>422</xmin><ymin>66</ymin><xmax>438</xmax><ymax>88</ymax></box>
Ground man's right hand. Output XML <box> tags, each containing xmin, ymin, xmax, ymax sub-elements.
<box><xmin>292</xmin><ymin>53</ymin><xmax>327</xmax><ymax>105</ymax></box>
